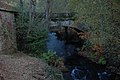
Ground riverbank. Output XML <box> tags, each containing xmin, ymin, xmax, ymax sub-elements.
<box><xmin>0</xmin><ymin>51</ymin><xmax>64</xmax><ymax>80</ymax></box>
<box><xmin>47</xmin><ymin>32</ymin><xmax>120</xmax><ymax>80</ymax></box>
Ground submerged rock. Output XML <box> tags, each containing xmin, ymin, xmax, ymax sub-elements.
<box><xmin>71</xmin><ymin>67</ymin><xmax>88</xmax><ymax>80</ymax></box>
<box><xmin>98</xmin><ymin>72</ymin><xmax>111</xmax><ymax>80</ymax></box>
<box><xmin>71</xmin><ymin>67</ymin><xmax>113</xmax><ymax>80</ymax></box>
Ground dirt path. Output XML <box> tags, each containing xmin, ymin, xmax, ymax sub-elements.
<box><xmin>0</xmin><ymin>52</ymin><xmax>52</xmax><ymax>80</ymax></box>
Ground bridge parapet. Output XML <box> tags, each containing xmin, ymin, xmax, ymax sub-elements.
<box><xmin>50</xmin><ymin>12</ymin><xmax>76</xmax><ymax>21</ymax></box>
<box><xmin>50</xmin><ymin>20</ymin><xmax>74</xmax><ymax>27</ymax></box>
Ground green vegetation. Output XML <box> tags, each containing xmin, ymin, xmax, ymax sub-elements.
<box><xmin>14</xmin><ymin>1</ymin><xmax>65</xmax><ymax>79</ymax></box>
<box><xmin>41</xmin><ymin>51</ymin><xmax>65</xmax><ymax>70</ymax></box>
<box><xmin>4</xmin><ymin>0</ymin><xmax>119</xmax><ymax>78</ymax></box>
<box><xmin>41</xmin><ymin>51</ymin><xmax>57</xmax><ymax>62</ymax></box>
<box><xmin>68</xmin><ymin>0</ymin><xmax>120</xmax><ymax>65</ymax></box>
<box><xmin>98</xmin><ymin>57</ymin><xmax>106</xmax><ymax>65</ymax></box>
<box><xmin>15</xmin><ymin>0</ymin><xmax>48</xmax><ymax>57</ymax></box>
<box><xmin>45</xmin><ymin>66</ymin><xmax>64</xmax><ymax>80</ymax></box>
<box><xmin>16</xmin><ymin>12</ymin><xmax>48</xmax><ymax>57</ymax></box>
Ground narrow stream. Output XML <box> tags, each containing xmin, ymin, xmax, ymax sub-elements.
<box><xmin>47</xmin><ymin>32</ymin><xmax>115</xmax><ymax>80</ymax></box>
<box><xmin>47</xmin><ymin>32</ymin><xmax>76</xmax><ymax>57</ymax></box>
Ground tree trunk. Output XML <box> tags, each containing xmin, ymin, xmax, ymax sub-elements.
<box><xmin>28</xmin><ymin>0</ymin><xmax>32</xmax><ymax>36</ymax></box>
<box><xmin>19</xmin><ymin>0</ymin><xmax>24</xmax><ymax>26</ymax></box>
<box><xmin>28</xmin><ymin>0</ymin><xmax>37</xmax><ymax>36</ymax></box>
<box><xmin>45</xmin><ymin>0</ymin><xmax>50</xmax><ymax>28</ymax></box>
<box><xmin>32</xmin><ymin>0</ymin><xmax>36</xmax><ymax>23</ymax></box>
<box><xmin>19</xmin><ymin>0</ymin><xmax>23</xmax><ymax>11</ymax></box>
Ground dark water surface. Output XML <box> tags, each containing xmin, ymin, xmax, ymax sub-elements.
<box><xmin>47</xmin><ymin>32</ymin><xmax>115</xmax><ymax>80</ymax></box>
<box><xmin>47</xmin><ymin>32</ymin><xmax>76</xmax><ymax>57</ymax></box>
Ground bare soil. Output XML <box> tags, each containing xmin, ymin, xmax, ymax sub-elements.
<box><xmin>0</xmin><ymin>51</ymin><xmax>51</xmax><ymax>80</ymax></box>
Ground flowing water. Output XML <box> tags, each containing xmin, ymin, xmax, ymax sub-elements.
<box><xmin>47</xmin><ymin>32</ymin><xmax>115</xmax><ymax>80</ymax></box>
<box><xmin>47</xmin><ymin>32</ymin><xmax>76</xmax><ymax>57</ymax></box>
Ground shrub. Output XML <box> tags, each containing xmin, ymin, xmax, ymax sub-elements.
<box><xmin>41</xmin><ymin>51</ymin><xmax>65</xmax><ymax>69</ymax></box>
<box><xmin>15</xmin><ymin>11</ymin><xmax>48</xmax><ymax>57</ymax></box>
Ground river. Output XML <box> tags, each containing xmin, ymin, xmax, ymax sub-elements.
<box><xmin>47</xmin><ymin>32</ymin><xmax>115</xmax><ymax>80</ymax></box>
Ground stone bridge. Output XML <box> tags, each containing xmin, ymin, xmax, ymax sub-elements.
<box><xmin>49</xmin><ymin>12</ymin><xmax>76</xmax><ymax>30</ymax></box>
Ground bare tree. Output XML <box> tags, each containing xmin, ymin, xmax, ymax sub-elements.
<box><xmin>19</xmin><ymin>0</ymin><xmax>24</xmax><ymax>25</ymax></box>
<box><xmin>19</xmin><ymin>0</ymin><xmax>23</xmax><ymax>11</ymax></box>
<box><xmin>45</xmin><ymin>0</ymin><xmax>50</xmax><ymax>28</ymax></box>
<box><xmin>28</xmin><ymin>0</ymin><xmax>37</xmax><ymax>35</ymax></box>
<box><xmin>32</xmin><ymin>0</ymin><xmax>36</xmax><ymax>22</ymax></box>
<box><xmin>28</xmin><ymin>0</ymin><xmax>32</xmax><ymax>35</ymax></box>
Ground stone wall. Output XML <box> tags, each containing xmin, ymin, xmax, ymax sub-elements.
<box><xmin>0</xmin><ymin>10</ymin><xmax>16</xmax><ymax>54</ymax></box>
